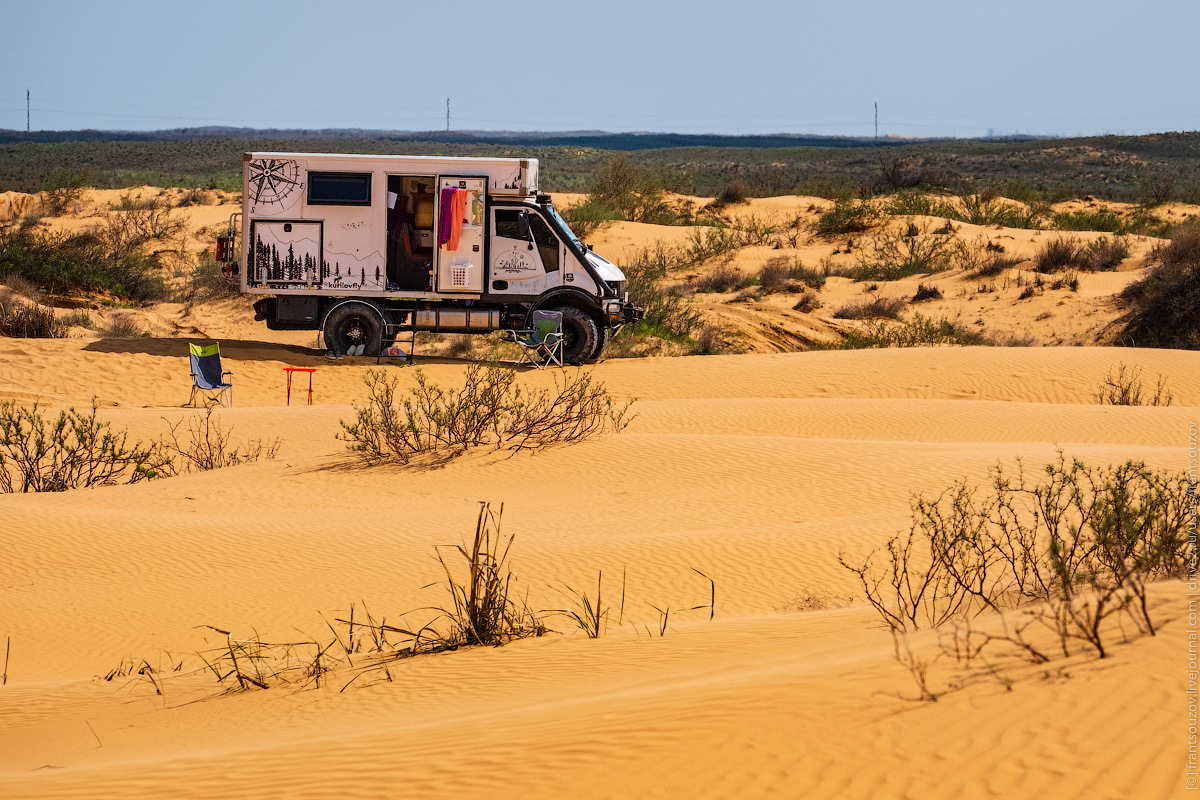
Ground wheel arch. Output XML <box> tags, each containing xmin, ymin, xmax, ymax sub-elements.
<box><xmin>319</xmin><ymin>297</ymin><xmax>388</xmax><ymax>333</ymax></box>
<box><xmin>527</xmin><ymin>287</ymin><xmax>603</xmax><ymax>328</ymax></box>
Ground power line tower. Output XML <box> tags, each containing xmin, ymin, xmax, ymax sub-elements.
<box><xmin>446</xmin><ymin>97</ymin><xmax>450</xmax><ymax>132</ymax></box>
<box><xmin>27</xmin><ymin>89</ymin><xmax>30</xmax><ymax>133</ymax></box>
<box><xmin>874</xmin><ymin>102</ymin><xmax>878</xmax><ymax>141</ymax></box>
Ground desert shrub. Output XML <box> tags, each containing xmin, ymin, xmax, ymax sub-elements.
<box><xmin>1049</xmin><ymin>270</ymin><xmax>1079</xmax><ymax>291</ymax></box>
<box><xmin>884</xmin><ymin>192</ymin><xmax>960</xmax><ymax>219</ymax></box>
<box><xmin>1082</xmin><ymin>235</ymin><xmax>1130</xmax><ymax>270</ymax></box>
<box><xmin>619</xmin><ymin>242</ymin><xmax>702</xmax><ymax>338</ymax></box>
<box><xmin>0</xmin><ymin>400</ymin><xmax>159</xmax><ymax>492</ymax></box>
<box><xmin>833</xmin><ymin>314</ymin><xmax>985</xmax><ymax>349</ymax></box>
<box><xmin>340</xmin><ymin>365</ymin><xmax>634</xmax><ymax>464</ymax></box>
<box><xmin>690</xmin><ymin>324</ymin><xmax>730</xmax><ymax>355</ymax></box>
<box><xmin>58</xmin><ymin>310</ymin><xmax>95</xmax><ymax>330</ymax></box>
<box><xmin>793</xmin><ymin>175</ymin><xmax>856</xmax><ymax>201</ymax></box>
<box><xmin>97</xmin><ymin>195</ymin><xmax>185</xmax><ymax>251</ymax></box>
<box><xmin>957</xmin><ymin>194</ymin><xmax>1040</xmax><ymax>228</ymax></box>
<box><xmin>792</xmin><ymin>292</ymin><xmax>821</xmax><ymax>313</ymax></box>
<box><xmin>872</xmin><ymin>155</ymin><xmax>952</xmax><ymax>194</ymax></box>
<box><xmin>102</xmin><ymin>312</ymin><xmax>143</xmax><ymax>338</ymax></box>
<box><xmin>912</xmin><ymin>283</ymin><xmax>943</xmax><ymax>302</ymax></box>
<box><xmin>41</xmin><ymin>169</ymin><xmax>92</xmax><ymax>215</ymax></box>
<box><xmin>755</xmin><ymin>256</ymin><xmax>824</xmax><ymax>293</ymax></box>
<box><xmin>1123</xmin><ymin>212</ymin><xmax>1176</xmax><ymax>239</ymax></box>
<box><xmin>694</xmin><ymin>264</ymin><xmax>747</xmax><ymax>293</ymax></box>
<box><xmin>0</xmin><ymin>300</ymin><xmax>65</xmax><ymax>338</ymax></box>
<box><xmin>156</xmin><ymin>406</ymin><xmax>281</xmax><ymax>473</ymax></box>
<box><xmin>833</xmin><ymin>297</ymin><xmax>907</xmax><ymax>320</ymax></box>
<box><xmin>1137</xmin><ymin>171</ymin><xmax>1179</xmax><ymax>208</ymax></box>
<box><xmin>182</xmin><ymin>252</ymin><xmax>237</xmax><ymax>304</ymax></box>
<box><xmin>1034</xmin><ymin>236</ymin><xmax>1085</xmax><ymax>272</ymax></box>
<box><xmin>839</xmin><ymin>457</ymin><xmax>1188</xmax><ymax>658</ymax></box>
<box><xmin>712</xmin><ymin>181</ymin><xmax>750</xmax><ymax>208</ymax></box>
<box><xmin>0</xmin><ymin>227</ymin><xmax>168</xmax><ymax>301</ymax></box>
<box><xmin>1120</xmin><ymin>223</ymin><xmax>1200</xmax><ymax>348</ymax></box>
<box><xmin>583</xmin><ymin>154</ymin><xmax>692</xmax><ymax>226</ymax></box>
<box><xmin>814</xmin><ymin>199</ymin><xmax>883</xmax><ymax>236</ymax></box>
<box><xmin>561</xmin><ymin>199</ymin><xmax>624</xmax><ymax>238</ymax></box>
<box><xmin>854</xmin><ymin>225</ymin><xmax>955</xmax><ymax>280</ymax></box>
<box><xmin>1095</xmin><ymin>363</ymin><xmax>1172</xmax><ymax>406</ymax></box>
<box><xmin>441</xmin><ymin>334</ymin><xmax>476</xmax><ymax>360</ymax></box>
<box><xmin>1053</xmin><ymin>209</ymin><xmax>1124</xmax><ymax>233</ymax></box>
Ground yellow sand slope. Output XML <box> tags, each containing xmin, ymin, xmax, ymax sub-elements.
<box><xmin>0</xmin><ymin>343</ymin><xmax>1195</xmax><ymax>799</ymax></box>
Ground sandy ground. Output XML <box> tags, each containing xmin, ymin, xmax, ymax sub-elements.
<box><xmin>0</xmin><ymin>339</ymin><xmax>1196</xmax><ymax>799</ymax></box>
<box><xmin>1</xmin><ymin>187</ymin><xmax>1197</xmax><ymax>798</ymax></box>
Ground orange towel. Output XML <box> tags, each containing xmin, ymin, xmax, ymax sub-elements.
<box><xmin>446</xmin><ymin>188</ymin><xmax>467</xmax><ymax>251</ymax></box>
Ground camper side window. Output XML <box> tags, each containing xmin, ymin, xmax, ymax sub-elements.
<box><xmin>494</xmin><ymin>209</ymin><xmax>528</xmax><ymax>240</ymax></box>
<box><xmin>308</xmin><ymin>172</ymin><xmax>372</xmax><ymax>205</ymax></box>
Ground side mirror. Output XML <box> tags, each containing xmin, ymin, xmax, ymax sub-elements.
<box><xmin>518</xmin><ymin>212</ymin><xmax>534</xmax><ymax>249</ymax></box>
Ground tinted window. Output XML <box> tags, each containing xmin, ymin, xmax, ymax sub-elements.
<box><xmin>494</xmin><ymin>209</ymin><xmax>527</xmax><ymax>239</ymax></box>
<box><xmin>308</xmin><ymin>172</ymin><xmax>372</xmax><ymax>205</ymax></box>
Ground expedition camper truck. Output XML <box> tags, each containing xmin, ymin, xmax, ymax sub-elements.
<box><xmin>223</xmin><ymin>152</ymin><xmax>641</xmax><ymax>362</ymax></box>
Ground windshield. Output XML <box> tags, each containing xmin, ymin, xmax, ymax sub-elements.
<box><xmin>543</xmin><ymin>205</ymin><xmax>584</xmax><ymax>252</ymax></box>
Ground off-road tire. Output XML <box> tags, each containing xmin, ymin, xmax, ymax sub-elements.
<box><xmin>324</xmin><ymin>303</ymin><xmax>383</xmax><ymax>356</ymax></box>
<box><xmin>589</xmin><ymin>325</ymin><xmax>611</xmax><ymax>361</ymax></box>
<box><xmin>553</xmin><ymin>306</ymin><xmax>600</xmax><ymax>364</ymax></box>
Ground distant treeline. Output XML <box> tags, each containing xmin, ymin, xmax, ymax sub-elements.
<box><xmin>1</xmin><ymin>128</ymin><xmax>1199</xmax><ymax>203</ymax></box>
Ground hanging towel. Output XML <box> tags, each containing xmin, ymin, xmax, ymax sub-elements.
<box><xmin>438</xmin><ymin>187</ymin><xmax>467</xmax><ymax>251</ymax></box>
<box><xmin>438</xmin><ymin>187</ymin><xmax>456</xmax><ymax>247</ymax></box>
<box><xmin>447</xmin><ymin>188</ymin><xmax>467</xmax><ymax>251</ymax></box>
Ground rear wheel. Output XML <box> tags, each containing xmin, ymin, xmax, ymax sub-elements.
<box><xmin>553</xmin><ymin>306</ymin><xmax>599</xmax><ymax>364</ymax></box>
<box><xmin>324</xmin><ymin>303</ymin><xmax>383</xmax><ymax>356</ymax></box>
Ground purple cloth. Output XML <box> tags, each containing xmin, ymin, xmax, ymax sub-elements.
<box><xmin>438</xmin><ymin>187</ymin><xmax>456</xmax><ymax>246</ymax></box>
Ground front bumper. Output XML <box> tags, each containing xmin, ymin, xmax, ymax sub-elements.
<box><xmin>605</xmin><ymin>300</ymin><xmax>644</xmax><ymax>328</ymax></box>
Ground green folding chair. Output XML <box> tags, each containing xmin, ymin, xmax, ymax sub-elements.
<box><xmin>187</xmin><ymin>342</ymin><xmax>233</xmax><ymax>407</ymax></box>
<box><xmin>504</xmin><ymin>310</ymin><xmax>564</xmax><ymax>370</ymax></box>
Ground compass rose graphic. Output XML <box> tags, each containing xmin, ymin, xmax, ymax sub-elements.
<box><xmin>247</xmin><ymin>159</ymin><xmax>302</xmax><ymax>207</ymax></box>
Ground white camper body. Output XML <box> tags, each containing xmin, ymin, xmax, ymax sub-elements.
<box><xmin>228</xmin><ymin>151</ymin><xmax>640</xmax><ymax>362</ymax></box>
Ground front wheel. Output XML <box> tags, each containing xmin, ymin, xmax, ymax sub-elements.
<box><xmin>552</xmin><ymin>306</ymin><xmax>600</xmax><ymax>364</ymax></box>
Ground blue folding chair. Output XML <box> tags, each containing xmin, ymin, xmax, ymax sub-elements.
<box><xmin>187</xmin><ymin>342</ymin><xmax>233</xmax><ymax>407</ymax></box>
<box><xmin>504</xmin><ymin>310</ymin><xmax>564</xmax><ymax>370</ymax></box>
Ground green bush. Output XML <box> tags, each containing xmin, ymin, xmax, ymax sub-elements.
<box><xmin>1053</xmin><ymin>210</ymin><xmax>1124</xmax><ymax>233</ymax></box>
<box><xmin>1082</xmin><ymin>235</ymin><xmax>1130</xmax><ymax>270</ymax></box>
<box><xmin>814</xmin><ymin>199</ymin><xmax>883</xmax><ymax>236</ymax></box>
<box><xmin>0</xmin><ymin>400</ymin><xmax>160</xmax><ymax>492</ymax></box>
<box><xmin>1120</xmin><ymin>221</ymin><xmax>1200</xmax><ymax>348</ymax></box>
<box><xmin>1034</xmin><ymin>236</ymin><xmax>1085</xmax><ymax>272</ymax></box>
<box><xmin>833</xmin><ymin>314</ymin><xmax>985</xmax><ymax>349</ymax></box>
<box><xmin>958</xmin><ymin>193</ymin><xmax>1041</xmax><ymax>228</ymax></box>
<box><xmin>41</xmin><ymin>169</ymin><xmax>92</xmax><ymax>215</ymax></box>
<box><xmin>0</xmin><ymin>227</ymin><xmax>168</xmax><ymax>301</ymax></box>
<box><xmin>854</xmin><ymin>226</ymin><xmax>955</xmax><ymax>280</ymax></box>
<box><xmin>561</xmin><ymin>199</ymin><xmax>623</xmax><ymax>238</ymax></box>
<box><xmin>340</xmin><ymin>365</ymin><xmax>635</xmax><ymax>464</ymax></box>
<box><xmin>884</xmin><ymin>192</ymin><xmax>960</xmax><ymax>219</ymax></box>
<box><xmin>832</xmin><ymin>297</ymin><xmax>907</xmax><ymax>320</ymax></box>
<box><xmin>618</xmin><ymin>242</ymin><xmax>702</xmax><ymax>338</ymax></box>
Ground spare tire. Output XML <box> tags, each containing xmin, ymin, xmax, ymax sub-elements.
<box><xmin>552</xmin><ymin>306</ymin><xmax>599</xmax><ymax>364</ymax></box>
<box><xmin>324</xmin><ymin>302</ymin><xmax>383</xmax><ymax>356</ymax></box>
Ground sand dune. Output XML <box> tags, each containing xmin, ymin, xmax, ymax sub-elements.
<box><xmin>0</xmin><ymin>340</ymin><xmax>1194</xmax><ymax>798</ymax></box>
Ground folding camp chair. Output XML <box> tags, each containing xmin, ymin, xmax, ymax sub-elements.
<box><xmin>504</xmin><ymin>310</ymin><xmax>564</xmax><ymax>370</ymax></box>
<box><xmin>187</xmin><ymin>342</ymin><xmax>233</xmax><ymax>407</ymax></box>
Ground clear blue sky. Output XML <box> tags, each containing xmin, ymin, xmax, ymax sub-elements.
<box><xmin>3</xmin><ymin>0</ymin><xmax>1197</xmax><ymax>138</ymax></box>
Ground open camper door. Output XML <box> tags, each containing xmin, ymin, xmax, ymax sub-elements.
<box><xmin>436</xmin><ymin>177</ymin><xmax>486</xmax><ymax>293</ymax></box>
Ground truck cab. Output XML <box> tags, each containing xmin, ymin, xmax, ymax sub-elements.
<box><xmin>224</xmin><ymin>152</ymin><xmax>641</xmax><ymax>362</ymax></box>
